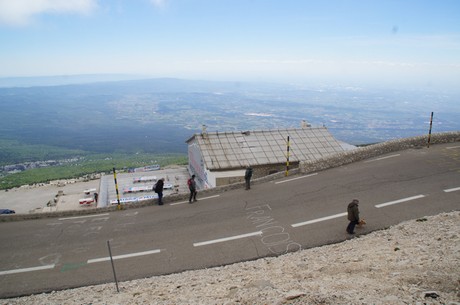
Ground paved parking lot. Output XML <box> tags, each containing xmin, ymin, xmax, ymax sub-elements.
<box><xmin>98</xmin><ymin>165</ymin><xmax>190</xmax><ymax>208</ymax></box>
<box><xmin>0</xmin><ymin>166</ymin><xmax>191</xmax><ymax>214</ymax></box>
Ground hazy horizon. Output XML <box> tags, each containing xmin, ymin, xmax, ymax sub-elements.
<box><xmin>1</xmin><ymin>74</ymin><xmax>460</xmax><ymax>96</ymax></box>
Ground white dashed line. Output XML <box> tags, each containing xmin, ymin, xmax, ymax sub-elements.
<box><xmin>275</xmin><ymin>173</ymin><xmax>318</xmax><ymax>184</ymax></box>
<box><xmin>87</xmin><ymin>249</ymin><xmax>161</xmax><ymax>264</ymax></box>
<box><xmin>444</xmin><ymin>187</ymin><xmax>460</xmax><ymax>193</ymax></box>
<box><xmin>0</xmin><ymin>264</ymin><xmax>55</xmax><ymax>276</ymax></box>
<box><xmin>446</xmin><ymin>146</ymin><xmax>460</xmax><ymax>149</ymax></box>
<box><xmin>291</xmin><ymin>212</ymin><xmax>347</xmax><ymax>228</ymax></box>
<box><xmin>375</xmin><ymin>195</ymin><xmax>425</xmax><ymax>208</ymax></box>
<box><xmin>193</xmin><ymin>231</ymin><xmax>262</xmax><ymax>247</ymax></box>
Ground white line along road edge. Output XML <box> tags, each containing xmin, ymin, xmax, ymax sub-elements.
<box><xmin>364</xmin><ymin>154</ymin><xmax>400</xmax><ymax>163</ymax></box>
<box><xmin>275</xmin><ymin>173</ymin><xmax>317</xmax><ymax>185</ymax></box>
<box><xmin>170</xmin><ymin>195</ymin><xmax>220</xmax><ymax>206</ymax></box>
<box><xmin>59</xmin><ymin>213</ymin><xmax>110</xmax><ymax>221</ymax></box>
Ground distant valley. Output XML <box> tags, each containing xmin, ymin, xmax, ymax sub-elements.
<box><xmin>1</xmin><ymin>77</ymin><xmax>459</xmax><ymax>167</ymax></box>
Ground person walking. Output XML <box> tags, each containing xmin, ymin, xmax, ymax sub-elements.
<box><xmin>154</xmin><ymin>178</ymin><xmax>165</xmax><ymax>205</ymax></box>
<box><xmin>346</xmin><ymin>199</ymin><xmax>360</xmax><ymax>234</ymax></box>
<box><xmin>244</xmin><ymin>165</ymin><xmax>253</xmax><ymax>190</ymax></box>
<box><xmin>188</xmin><ymin>175</ymin><xmax>197</xmax><ymax>203</ymax></box>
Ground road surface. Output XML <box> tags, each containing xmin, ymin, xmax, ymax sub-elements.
<box><xmin>0</xmin><ymin>143</ymin><xmax>459</xmax><ymax>298</ymax></box>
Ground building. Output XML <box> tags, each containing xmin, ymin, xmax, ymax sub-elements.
<box><xmin>186</xmin><ymin>125</ymin><xmax>346</xmax><ymax>189</ymax></box>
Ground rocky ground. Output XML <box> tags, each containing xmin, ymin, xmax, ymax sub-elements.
<box><xmin>2</xmin><ymin>211</ymin><xmax>459</xmax><ymax>305</ymax></box>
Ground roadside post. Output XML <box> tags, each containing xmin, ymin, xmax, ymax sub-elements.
<box><xmin>285</xmin><ymin>136</ymin><xmax>290</xmax><ymax>176</ymax></box>
<box><xmin>107</xmin><ymin>240</ymin><xmax>120</xmax><ymax>293</ymax></box>
<box><xmin>427</xmin><ymin>112</ymin><xmax>434</xmax><ymax>148</ymax></box>
<box><xmin>113</xmin><ymin>167</ymin><xmax>122</xmax><ymax>210</ymax></box>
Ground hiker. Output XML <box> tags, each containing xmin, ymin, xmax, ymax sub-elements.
<box><xmin>154</xmin><ymin>178</ymin><xmax>165</xmax><ymax>205</ymax></box>
<box><xmin>244</xmin><ymin>165</ymin><xmax>253</xmax><ymax>190</ymax></box>
<box><xmin>188</xmin><ymin>175</ymin><xmax>197</xmax><ymax>203</ymax></box>
<box><xmin>346</xmin><ymin>199</ymin><xmax>360</xmax><ymax>234</ymax></box>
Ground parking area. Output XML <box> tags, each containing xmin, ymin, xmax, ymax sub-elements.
<box><xmin>98</xmin><ymin>165</ymin><xmax>190</xmax><ymax>208</ymax></box>
<box><xmin>0</xmin><ymin>165</ymin><xmax>191</xmax><ymax>214</ymax></box>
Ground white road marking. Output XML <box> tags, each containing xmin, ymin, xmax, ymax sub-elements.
<box><xmin>275</xmin><ymin>173</ymin><xmax>318</xmax><ymax>184</ymax></box>
<box><xmin>375</xmin><ymin>195</ymin><xmax>425</xmax><ymax>208</ymax></box>
<box><xmin>123</xmin><ymin>211</ymin><xmax>139</xmax><ymax>216</ymax></box>
<box><xmin>446</xmin><ymin>146</ymin><xmax>460</xmax><ymax>149</ymax></box>
<box><xmin>193</xmin><ymin>231</ymin><xmax>262</xmax><ymax>247</ymax></box>
<box><xmin>444</xmin><ymin>187</ymin><xmax>460</xmax><ymax>193</ymax></box>
<box><xmin>170</xmin><ymin>195</ymin><xmax>220</xmax><ymax>206</ymax></box>
<box><xmin>46</xmin><ymin>222</ymin><xmax>63</xmax><ymax>226</ymax></box>
<box><xmin>59</xmin><ymin>213</ymin><xmax>110</xmax><ymax>221</ymax></box>
<box><xmin>87</xmin><ymin>249</ymin><xmax>161</xmax><ymax>264</ymax></box>
<box><xmin>364</xmin><ymin>154</ymin><xmax>400</xmax><ymax>163</ymax></box>
<box><xmin>291</xmin><ymin>212</ymin><xmax>347</xmax><ymax>228</ymax></box>
<box><xmin>0</xmin><ymin>264</ymin><xmax>55</xmax><ymax>276</ymax></box>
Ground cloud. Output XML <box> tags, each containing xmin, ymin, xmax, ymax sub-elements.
<box><xmin>0</xmin><ymin>0</ymin><xmax>97</xmax><ymax>26</ymax></box>
<box><xmin>149</xmin><ymin>0</ymin><xmax>167</xmax><ymax>8</ymax></box>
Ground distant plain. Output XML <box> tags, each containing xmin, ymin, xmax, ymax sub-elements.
<box><xmin>1</xmin><ymin>77</ymin><xmax>459</xmax><ymax>187</ymax></box>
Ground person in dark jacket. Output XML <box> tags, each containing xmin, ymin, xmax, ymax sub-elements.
<box><xmin>244</xmin><ymin>165</ymin><xmax>253</xmax><ymax>190</ymax></box>
<box><xmin>154</xmin><ymin>178</ymin><xmax>165</xmax><ymax>205</ymax></box>
<box><xmin>188</xmin><ymin>175</ymin><xmax>197</xmax><ymax>203</ymax></box>
<box><xmin>346</xmin><ymin>199</ymin><xmax>360</xmax><ymax>234</ymax></box>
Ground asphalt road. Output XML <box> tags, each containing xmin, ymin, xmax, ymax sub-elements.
<box><xmin>1</xmin><ymin>143</ymin><xmax>459</xmax><ymax>298</ymax></box>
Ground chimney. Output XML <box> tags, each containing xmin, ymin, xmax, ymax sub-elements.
<box><xmin>301</xmin><ymin>120</ymin><xmax>311</xmax><ymax>128</ymax></box>
<box><xmin>201</xmin><ymin>124</ymin><xmax>208</xmax><ymax>138</ymax></box>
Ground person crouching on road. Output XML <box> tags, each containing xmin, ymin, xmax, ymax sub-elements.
<box><xmin>188</xmin><ymin>175</ymin><xmax>197</xmax><ymax>203</ymax></box>
<box><xmin>154</xmin><ymin>178</ymin><xmax>165</xmax><ymax>205</ymax></box>
<box><xmin>346</xmin><ymin>199</ymin><xmax>360</xmax><ymax>234</ymax></box>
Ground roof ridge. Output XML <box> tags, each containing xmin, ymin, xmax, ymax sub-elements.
<box><xmin>195</xmin><ymin>126</ymin><xmax>326</xmax><ymax>136</ymax></box>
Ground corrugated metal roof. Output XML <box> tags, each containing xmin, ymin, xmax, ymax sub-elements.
<box><xmin>188</xmin><ymin>127</ymin><xmax>344</xmax><ymax>170</ymax></box>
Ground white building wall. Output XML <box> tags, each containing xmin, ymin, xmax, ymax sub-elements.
<box><xmin>188</xmin><ymin>137</ymin><xmax>247</xmax><ymax>188</ymax></box>
<box><xmin>212</xmin><ymin>169</ymin><xmax>245</xmax><ymax>180</ymax></box>
<box><xmin>188</xmin><ymin>138</ymin><xmax>212</xmax><ymax>189</ymax></box>
<box><xmin>206</xmin><ymin>169</ymin><xmax>245</xmax><ymax>188</ymax></box>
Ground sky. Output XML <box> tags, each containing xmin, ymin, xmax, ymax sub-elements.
<box><xmin>0</xmin><ymin>0</ymin><xmax>459</xmax><ymax>91</ymax></box>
